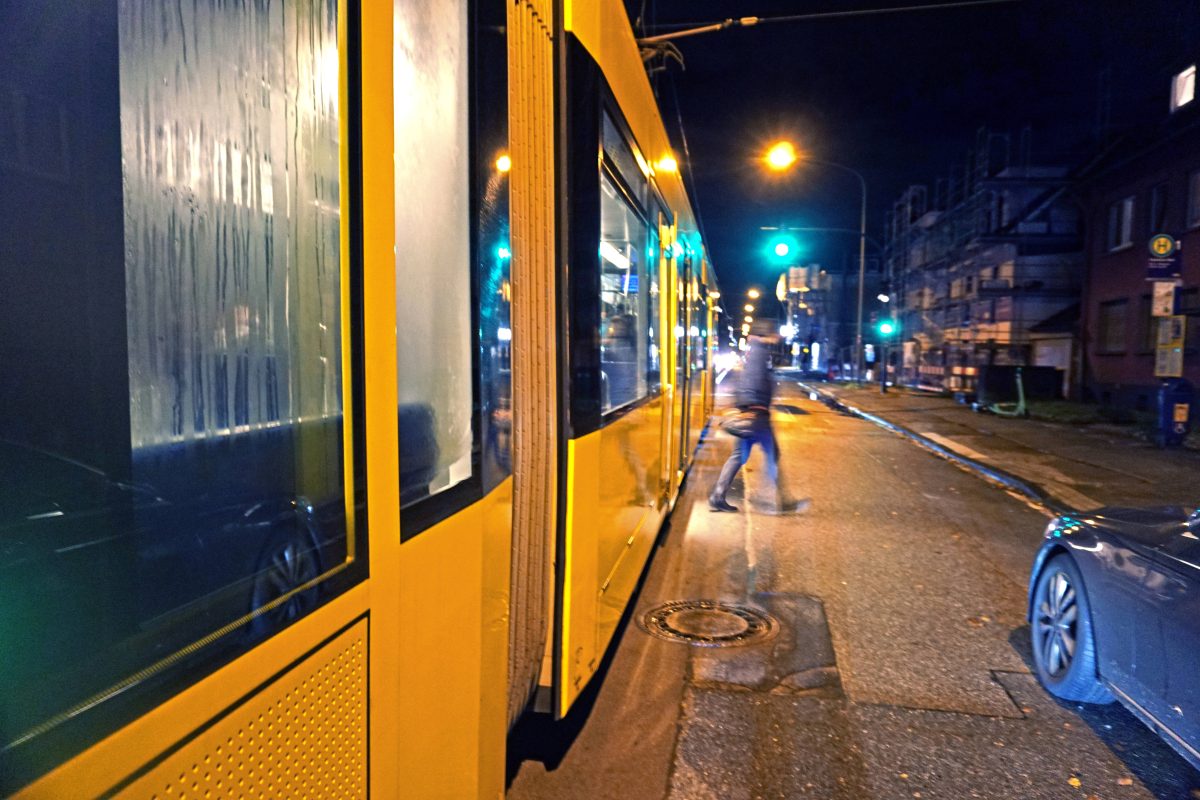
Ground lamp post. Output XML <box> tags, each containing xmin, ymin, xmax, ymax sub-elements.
<box><xmin>763</xmin><ymin>143</ymin><xmax>868</xmax><ymax>381</ymax></box>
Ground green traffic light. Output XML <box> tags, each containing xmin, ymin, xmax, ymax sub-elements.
<box><xmin>766</xmin><ymin>233</ymin><xmax>800</xmax><ymax>263</ymax></box>
<box><xmin>878</xmin><ymin>321</ymin><xmax>896</xmax><ymax>336</ymax></box>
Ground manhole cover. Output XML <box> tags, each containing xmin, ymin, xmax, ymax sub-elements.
<box><xmin>640</xmin><ymin>600</ymin><xmax>778</xmax><ymax>647</ymax></box>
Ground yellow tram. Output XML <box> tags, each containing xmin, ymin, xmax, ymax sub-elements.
<box><xmin>1</xmin><ymin>0</ymin><xmax>717</xmax><ymax>796</ymax></box>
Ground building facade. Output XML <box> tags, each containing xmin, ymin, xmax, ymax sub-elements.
<box><xmin>886</xmin><ymin>129</ymin><xmax>1083</xmax><ymax>394</ymax></box>
<box><xmin>1079</xmin><ymin>67</ymin><xmax>1200</xmax><ymax>411</ymax></box>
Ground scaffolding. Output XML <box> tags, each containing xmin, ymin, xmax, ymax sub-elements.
<box><xmin>884</xmin><ymin>127</ymin><xmax>1083</xmax><ymax>394</ymax></box>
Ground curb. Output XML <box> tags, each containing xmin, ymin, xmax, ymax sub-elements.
<box><xmin>797</xmin><ymin>381</ymin><xmax>1072</xmax><ymax>516</ymax></box>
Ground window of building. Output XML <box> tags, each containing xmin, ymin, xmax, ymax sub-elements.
<box><xmin>1139</xmin><ymin>294</ymin><xmax>1156</xmax><ymax>352</ymax></box>
<box><xmin>1182</xmin><ymin>289</ymin><xmax>1200</xmax><ymax>353</ymax></box>
<box><xmin>1149</xmin><ymin>183</ymin><xmax>1168</xmax><ymax>232</ymax></box>
<box><xmin>1188</xmin><ymin>171</ymin><xmax>1200</xmax><ymax>229</ymax></box>
<box><xmin>1171</xmin><ymin>64</ymin><xmax>1196</xmax><ymax>112</ymax></box>
<box><xmin>1106</xmin><ymin>196</ymin><xmax>1135</xmax><ymax>251</ymax></box>
<box><xmin>1097</xmin><ymin>299</ymin><xmax>1129</xmax><ymax>353</ymax></box>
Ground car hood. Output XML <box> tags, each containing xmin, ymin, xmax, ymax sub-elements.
<box><xmin>1082</xmin><ymin>505</ymin><xmax>1193</xmax><ymax>548</ymax></box>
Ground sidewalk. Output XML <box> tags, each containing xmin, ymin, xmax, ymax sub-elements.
<box><xmin>798</xmin><ymin>379</ymin><xmax>1200</xmax><ymax>513</ymax></box>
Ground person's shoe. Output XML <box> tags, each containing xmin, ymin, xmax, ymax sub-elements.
<box><xmin>709</xmin><ymin>496</ymin><xmax>738</xmax><ymax>512</ymax></box>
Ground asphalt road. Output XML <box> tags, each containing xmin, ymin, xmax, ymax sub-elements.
<box><xmin>507</xmin><ymin>381</ymin><xmax>1200</xmax><ymax>800</ymax></box>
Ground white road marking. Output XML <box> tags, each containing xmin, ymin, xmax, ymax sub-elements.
<box><xmin>918</xmin><ymin>431</ymin><xmax>992</xmax><ymax>462</ymax></box>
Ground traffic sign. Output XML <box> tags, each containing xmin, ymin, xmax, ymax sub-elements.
<box><xmin>1147</xmin><ymin>233</ymin><xmax>1182</xmax><ymax>281</ymax></box>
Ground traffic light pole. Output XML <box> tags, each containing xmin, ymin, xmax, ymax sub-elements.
<box><xmin>880</xmin><ymin>340</ymin><xmax>888</xmax><ymax>394</ymax></box>
<box><xmin>855</xmin><ymin>181</ymin><xmax>867</xmax><ymax>384</ymax></box>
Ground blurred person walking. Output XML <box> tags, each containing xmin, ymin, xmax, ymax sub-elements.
<box><xmin>708</xmin><ymin>321</ymin><xmax>798</xmax><ymax>513</ymax></box>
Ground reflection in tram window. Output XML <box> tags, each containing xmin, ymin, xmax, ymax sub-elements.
<box><xmin>0</xmin><ymin>0</ymin><xmax>354</xmax><ymax>786</ymax></box>
<box><xmin>599</xmin><ymin>175</ymin><xmax>649</xmax><ymax>413</ymax></box>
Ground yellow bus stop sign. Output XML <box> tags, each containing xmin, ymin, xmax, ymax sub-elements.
<box><xmin>1150</xmin><ymin>233</ymin><xmax>1178</xmax><ymax>257</ymax></box>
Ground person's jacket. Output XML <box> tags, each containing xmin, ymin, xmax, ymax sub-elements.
<box><xmin>735</xmin><ymin>337</ymin><xmax>775</xmax><ymax>409</ymax></box>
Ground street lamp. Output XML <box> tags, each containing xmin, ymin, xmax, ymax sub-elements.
<box><xmin>747</xmin><ymin>288</ymin><xmax>761</xmax><ymax>300</ymax></box>
<box><xmin>763</xmin><ymin>142</ymin><xmax>868</xmax><ymax>382</ymax></box>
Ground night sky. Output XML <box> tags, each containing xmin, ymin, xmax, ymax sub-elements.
<box><xmin>629</xmin><ymin>0</ymin><xmax>1199</xmax><ymax>315</ymax></box>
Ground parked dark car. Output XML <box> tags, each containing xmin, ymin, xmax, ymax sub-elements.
<box><xmin>1028</xmin><ymin>505</ymin><xmax>1200</xmax><ymax>770</ymax></box>
<box><xmin>0</xmin><ymin>434</ymin><xmax>345</xmax><ymax>748</ymax></box>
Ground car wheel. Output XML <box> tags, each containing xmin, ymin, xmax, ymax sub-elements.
<box><xmin>1030</xmin><ymin>554</ymin><xmax>1114</xmax><ymax>704</ymax></box>
<box><xmin>248</xmin><ymin>523</ymin><xmax>322</xmax><ymax>637</ymax></box>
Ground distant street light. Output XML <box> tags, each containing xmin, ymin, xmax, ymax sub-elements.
<box><xmin>744</xmin><ymin>304</ymin><xmax>754</xmax><ymax>312</ymax></box>
<box><xmin>878</xmin><ymin>293</ymin><xmax>890</xmax><ymax>303</ymax></box>
<box><xmin>765</xmin><ymin>141</ymin><xmax>798</xmax><ymax>171</ymax></box>
<box><xmin>763</xmin><ymin>142</ymin><xmax>868</xmax><ymax>381</ymax></box>
<box><xmin>747</xmin><ymin>288</ymin><xmax>761</xmax><ymax>299</ymax></box>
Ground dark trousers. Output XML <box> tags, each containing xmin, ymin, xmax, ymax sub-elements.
<box><xmin>711</xmin><ymin>415</ymin><xmax>783</xmax><ymax>504</ymax></box>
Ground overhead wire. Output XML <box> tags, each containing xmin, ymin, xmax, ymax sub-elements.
<box><xmin>642</xmin><ymin>0</ymin><xmax>1018</xmax><ymax>34</ymax></box>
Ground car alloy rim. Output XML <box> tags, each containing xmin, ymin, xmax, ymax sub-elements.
<box><xmin>262</xmin><ymin>539</ymin><xmax>316</xmax><ymax>622</ymax></box>
<box><xmin>1036</xmin><ymin>569</ymin><xmax>1078</xmax><ymax>677</ymax></box>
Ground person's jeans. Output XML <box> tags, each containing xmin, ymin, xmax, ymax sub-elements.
<box><xmin>711</xmin><ymin>415</ymin><xmax>784</xmax><ymax>504</ymax></box>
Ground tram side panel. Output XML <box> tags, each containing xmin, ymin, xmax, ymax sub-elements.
<box><xmin>6</xmin><ymin>1</ymin><xmax>371</xmax><ymax>795</ymax></box>
<box><xmin>390</xmin><ymin>0</ymin><xmax>515</xmax><ymax>795</ymax></box>
<box><xmin>551</xmin><ymin>0</ymin><xmax>726</xmax><ymax>710</ymax></box>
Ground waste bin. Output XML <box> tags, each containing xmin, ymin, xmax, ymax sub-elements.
<box><xmin>1158</xmin><ymin>379</ymin><xmax>1194</xmax><ymax>448</ymax></box>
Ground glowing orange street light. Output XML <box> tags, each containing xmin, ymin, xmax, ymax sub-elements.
<box><xmin>765</xmin><ymin>141</ymin><xmax>797</xmax><ymax>171</ymax></box>
<box><xmin>747</xmin><ymin>288</ymin><xmax>761</xmax><ymax>299</ymax></box>
<box><xmin>496</xmin><ymin>153</ymin><xmax>512</xmax><ymax>173</ymax></box>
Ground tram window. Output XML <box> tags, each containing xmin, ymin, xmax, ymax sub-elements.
<box><xmin>0</xmin><ymin>0</ymin><xmax>357</xmax><ymax>786</ymax></box>
<box><xmin>476</xmin><ymin>7</ymin><xmax>513</xmax><ymax>492</ymax></box>
<box><xmin>600</xmin><ymin>174</ymin><xmax>649</xmax><ymax>413</ymax></box>
<box><xmin>602</xmin><ymin>111</ymin><xmax>647</xmax><ymax>210</ymax></box>
<box><xmin>692</xmin><ymin>284</ymin><xmax>709</xmax><ymax>371</ymax></box>
<box><xmin>395</xmin><ymin>0</ymin><xmax>475</xmax><ymax>505</ymax></box>
<box><xmin>646</xmin><ymin>212</ymin><xmax>665</xmax><ymax>392</ymax></box>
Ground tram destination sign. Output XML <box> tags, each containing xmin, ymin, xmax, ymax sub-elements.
<box><xmin>1147</xmin><ymin>233</ymin><xmax>1182</xmax><ymax>282</ymax></box>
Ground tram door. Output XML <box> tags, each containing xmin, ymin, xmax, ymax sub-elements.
<box><xmin>657</xmin><ymin>214</ymin><xmax>675</xmax><ymax>501</ymax></box>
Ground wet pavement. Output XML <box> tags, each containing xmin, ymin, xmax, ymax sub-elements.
<box><xmin>506</xmin><ymin>378</ymin><xmax>1200</xmax><ymax>800</ymax></box>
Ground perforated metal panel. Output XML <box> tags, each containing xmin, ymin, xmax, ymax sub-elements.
<box><xmin>121</xmin><ymin>621</ymin><xmax>367</xmax><ymax>799</ymax></box>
